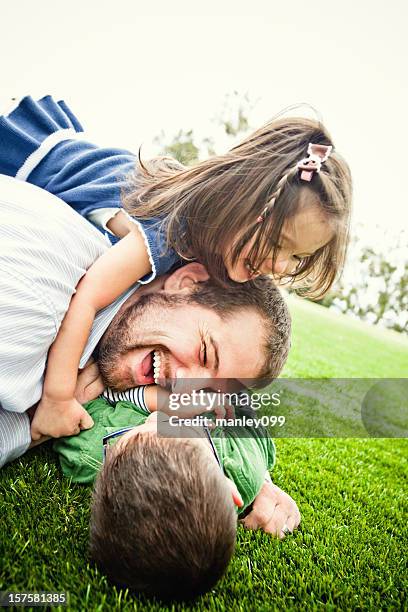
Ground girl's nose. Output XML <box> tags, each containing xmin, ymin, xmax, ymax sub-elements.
<box><xmin>273</xmin><ymin>258</ymin><xmax>291</xmax><ymax>275</ymax></box>
<box><xmin>273</xmin><ymin>258</ymin><xmax>299</xmax><ymax>276</ymax></box>
<box><xmin>257</xmin><ymin>256</ymin><xmax>298</xmax><ymax>277</ymax></box>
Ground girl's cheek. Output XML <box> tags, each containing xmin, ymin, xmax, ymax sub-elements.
<box><xmin>226</xmin><ymin>261</ymin><xmax>252</xmax><ymax>283</ymax></box>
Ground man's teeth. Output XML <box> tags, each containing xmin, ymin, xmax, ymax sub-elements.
<box><xmin>153</xmin><ymin>350</ymin><xmax>161</xmax><ymax>384</ymax></box>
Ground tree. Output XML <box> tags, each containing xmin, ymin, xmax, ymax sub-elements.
<box><xmin>318</xmin><ymin>231</ymin><xmax>408</xmax><ymax>334</ymax></box>
<box><xmin>153</xmin><ymin>129</ymin><xmax>201</xmax><ymax>166</ymax></box>
<box><xmin>213</xmin><ymin>90</ymin><xmax>255</xmax><ymax>137</ymax></box>
<box><xmin>153</xmin><ymin>91</ymin><xmax>255</xmax><ymax>164</ymax></box>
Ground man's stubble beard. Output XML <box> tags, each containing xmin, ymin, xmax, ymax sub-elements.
<box><xmin>96</xmin><ymin>292</ymin><xmax>182</xmax><ymax>391</ymax></box>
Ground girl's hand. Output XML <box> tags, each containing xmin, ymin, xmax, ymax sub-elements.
<box><xmin>30</xmin><ymin>396</ymin><xmax>94</xmax><ymax>440</ymax></box>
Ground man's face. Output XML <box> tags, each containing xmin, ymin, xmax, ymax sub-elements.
<box><xmin>97</xmin><ymin>288</ymin><xmax>266</xmax><ymax>393</ymax></box>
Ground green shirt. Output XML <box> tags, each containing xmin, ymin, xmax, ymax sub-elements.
<box><xmin>53</xmin><ymin>398</ymin><xmax>276</xmax><ymax>512</ymax></box>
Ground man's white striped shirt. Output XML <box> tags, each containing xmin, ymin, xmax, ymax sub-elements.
<box><xmin>0</xmin><ymin>175</ymin><xmax>139</xmax><ymax>467</ymax></box>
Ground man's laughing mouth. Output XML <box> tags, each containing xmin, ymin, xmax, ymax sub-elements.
<box><xmin>152</xmin><ymin>350</ymin><xmax>161</xmax><ymax>384</ymax></box>
<box><xmin>134</xmin><ymin>349</ymin><xmax>163</xmax><ymax>385</ymax></box>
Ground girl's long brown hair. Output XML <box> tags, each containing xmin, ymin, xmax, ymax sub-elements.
<box><xmin>122</xmin><ymin>116</ymin><xmax>352</xmax><ymax>299</ymax></box>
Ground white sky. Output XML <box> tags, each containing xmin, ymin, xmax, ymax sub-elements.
<box><xmin>2</xmin><ymin>0</ymin><xmax>408</xmax><ymax>239</ymax></box>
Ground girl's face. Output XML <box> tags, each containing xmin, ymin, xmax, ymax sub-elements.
<box><xmin>225</xmin><ymin>203</ymin><xmax>334</xmax><ymax>283</ymax></box>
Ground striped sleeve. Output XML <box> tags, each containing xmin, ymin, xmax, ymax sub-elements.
<box><xmin>0</xmin><ymin>175</ymin><xmax>110</xmax><ymax>412</ymax></box>
<box><xmin>0</xmin><ymin>265</ymin><xmax>58</xmax><ymax>413</ymax></box>
<box><xmin>0</xmin><ymin>409</ymin><xmax>31</xmax><ymax>468</ymax></box>
<box><xmin>102</xmin><ymin>386</ymin><xmax>149</xmax><ymax>413</ymax></box>
<box><xmin>0</xmin><ymin>175</ymin><xmax>110</xmax><ymax>466</ymax></box>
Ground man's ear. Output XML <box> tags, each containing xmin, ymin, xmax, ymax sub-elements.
<box><xmin>225</xmin><ymin>477</ymin><xmax>244</xmax><ymax>508</ymax></box>
<box><xmin>163</xmin><ymin>262</ymin><xmax>210</xmax><ymax>292</ymax></box>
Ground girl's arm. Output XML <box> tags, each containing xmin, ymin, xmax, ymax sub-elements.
<box><xmin>45</xmin><ymin>226</ymin><xmax>150</xmax><ymax>399</ymax></box>
<box><xmin>107</xmin><ymin>210</ymin><xmax>134</xmax><ymax>237</ymax></box>
<box><xmin>31</xmin><ymin>227</ymin><xmax>151</xmax><ymax>440</ymax></box>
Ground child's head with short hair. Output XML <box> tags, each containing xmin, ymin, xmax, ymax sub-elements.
<box><xmin>124</xmin><ymin>114</ymin><xmax>352</xmax><ymax>298</ymax></box>
<box><xmin>89</xmin><ymin>425</ymin><xmax>238</xmax><ymax>602</ymax></box>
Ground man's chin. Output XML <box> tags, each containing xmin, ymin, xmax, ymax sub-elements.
<box><xmin>98</xmin><ymin>351</ymin><xmax>156</xmax><ymax>390</ymax></box>
<box><xmin>100</xmin><ymin>376</ymin><xmax>133</xmax><ymax>393</ymax></box>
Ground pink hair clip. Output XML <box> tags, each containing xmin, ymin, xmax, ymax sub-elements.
<box><xmin>297</xmin><ymin>143</ymin><xmax>333</xmax><ymax>182</ymax></box>
<box><xmin>256</xmin><ymin>142</ymin><xmax>333</xmax><ymax>224</ymax></box>
<box><xmin>257</xmin><ymin>209</ymin><xmax>267</xmax><ymax>223</ymax></box>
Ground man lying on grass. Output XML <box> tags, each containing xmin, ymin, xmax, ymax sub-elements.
<box><xmin>0</xmin><ymin>176</ymin><xmax>300</xmax><ymax>600</ymax></box>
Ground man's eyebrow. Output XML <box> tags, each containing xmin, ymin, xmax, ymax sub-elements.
<box><xmin>209</xmin><ymin>334</ymin><xmax>219</xmax><ymax>373</ymax></box>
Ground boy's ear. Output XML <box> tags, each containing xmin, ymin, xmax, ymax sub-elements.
<box><xmin>163</xmin><ymin>262</ymin><xmax>210</xmax><ymax>292</ymax></box>
<box><xmin>225</xmin><ymin>477</ymin><xmax>244</xmax><ymax>508</ymax></box>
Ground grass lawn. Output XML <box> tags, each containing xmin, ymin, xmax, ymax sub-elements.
<box><xmin>1</xmin><ymin>296</ymin><xmax>407</xmax><ymax>611</ymax></box>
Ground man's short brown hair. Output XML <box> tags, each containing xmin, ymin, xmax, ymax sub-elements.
<box><xmin>89</xmin><ymin>433</ymin><xmax>236</xmax><ymax>601</ymax></box>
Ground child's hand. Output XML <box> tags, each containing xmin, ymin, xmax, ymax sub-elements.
<box><xmin>31</xmin><ymin>396</ymin><xmax>94</xmax><ymax>440</ymax></box>
<box><xmin>148</xmin><ymin>386</ymin><xmax>235</xmax><ymax>420</ymax></box>
<box><xmin>175</xmin><ymin>392</ymin><xmax>235</xmax><ymax>420</ymax></box>
<box><xmin>240</xmin><ymin>481</ymin><xmax>301</xmax><ymax>538</ymax></box>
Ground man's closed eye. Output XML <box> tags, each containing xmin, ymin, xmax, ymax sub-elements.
<box><xmin>200</xmin><ymin>341</ymin><xmax>207</xmax><ymax>367</ymax></box>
